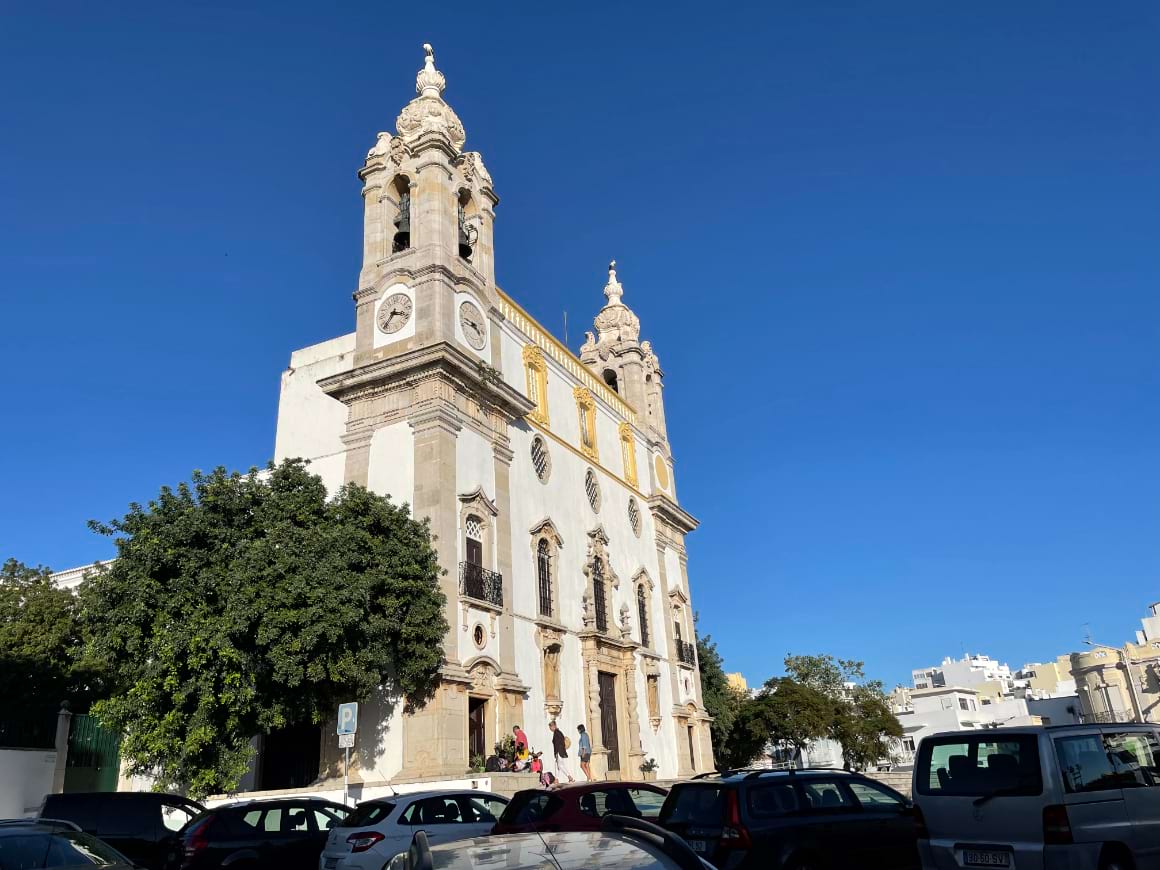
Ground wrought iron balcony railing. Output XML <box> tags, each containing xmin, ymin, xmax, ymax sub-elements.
<box><xmin>460</xmin><ymin>561</ymin><xmax>503</xmax><ymax>608</ymax></box>
<box><xmin>676</xmin><ymin>640</ymin><xmax>697</xmax><ymax>666</ymax></box>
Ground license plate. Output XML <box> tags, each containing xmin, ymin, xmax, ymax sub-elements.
<box><xmin>687</xmin><ymin>840</ymin><xmax>707</xmax><ymax>853</ymax></box>
<box><xmin>963</xmin><ymin>849</ymin><xmax>1010</xmax><ymax>867</ymax></box>
<box><xmin>324</xmin><ymin>859</ymin><xmax>338</xmax><ymax>869</ymax></box>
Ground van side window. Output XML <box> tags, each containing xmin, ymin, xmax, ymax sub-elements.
<box><xmin>1104</xmin><ymin>731</ymin><xmax>1160</xmax><ymax>787</ymax></box>
<box><xmin>916</xmin><ymin>734</ymin><xmax>1041</xmax><ymax>797</ymax></box>
<box><xmin>1054</xmin><ymin>735</ymin><xmax>1120</xmax><ymax>793</ymax></box>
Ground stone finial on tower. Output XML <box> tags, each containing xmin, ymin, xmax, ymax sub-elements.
<box><xmin>416</xmin><ymin>43</ymin><xmax>446</xmax><ymax>97</ymax></box>
<box><xmin>592</xmin><ymin>258</ymin><xmax>639</xmax><ymax>345</ymax></box>
<box><xmin>395</xmin><ymin>43</ymin><xmax>465</xmax><ymax>152</ymax></box>
<box><xmin>604</xmin><ymin>260</ymin><xmax>624</xmax><ymax>306</ymax></box>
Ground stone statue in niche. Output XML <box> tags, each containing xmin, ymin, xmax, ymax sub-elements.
<box><xmin>647</xmin><ymin>675</ymin><xmax>660</xmax><ymax>720</ymax></box>
<box><xmin>543</xmin><ymin>644</ymin><xmax>561</xmax><ymax>700</ymax></box>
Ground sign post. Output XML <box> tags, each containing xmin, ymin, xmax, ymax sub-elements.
<box><xmin>337</xmin><ymin>702</ymin><xmax>358</xmax><ymax>806</ymax></box>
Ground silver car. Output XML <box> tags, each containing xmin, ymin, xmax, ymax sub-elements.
<box><xmin>385</xmin><ymin>815</ymin><xmax>712</xmax><ymax>869</ymax></box>
<box><xmin>318</xmin><ymin>789</ymin><xmax>507</xmax><ymax>870</ymax></box>
<box><xmin>912</xmin><ymin>723</ymin><xmax>1160</xmax><ymax>869</ymax></box>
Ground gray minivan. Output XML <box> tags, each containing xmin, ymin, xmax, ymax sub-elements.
<box><xmin>912</xmin><ymin>724</ymin><xmax>1160</xmax><ymax>869</ymax></box>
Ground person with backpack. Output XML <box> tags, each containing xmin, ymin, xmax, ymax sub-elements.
<box><xmin>548</xmin><ymin>719</ymin><xmax>575</xmax><ymax>783</ymax></box>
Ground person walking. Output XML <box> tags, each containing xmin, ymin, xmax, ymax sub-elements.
<box><xmin>548</xmin><ymin>720</ymin><xmax>575</xmax><ymax>783</ymax></box>
<box><xmin>577</xmin><ymin>724</ymin><xmax>593</xmax><ymax>780</ymax></box>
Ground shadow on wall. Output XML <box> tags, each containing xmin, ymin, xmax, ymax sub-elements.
<box><xmin>315</xmin><ymin>688</ymin><xmax>400</xmax><ymax>786</ymax></box>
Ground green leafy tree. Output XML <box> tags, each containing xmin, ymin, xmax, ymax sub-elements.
<box><xmin>0</xmin><ymin>559</ymin><xmax>101</xmax><ymax>714</ymax></box>
<box><xmin>785</xmin><ymin>652</ymin><xmax>902</xmax><ymax>770</ymax></box>
<box><xmin>831</xmin><ymin>683</ymin><xmax>904</xmax><ymax>771</ymax></box>
<box><xmin>756</xmin><ymin>677</ymin><xmax>837</xmax><ymax>759</ymax></box>
<box><xmin>695</xmin><ymin>624</ymin><xmax>745</xmax><ymax>767</ymax></box>
<box><xmin>784</xmin><ymin>653</ymin><xmax>864</xmax><ymax>698</ymax></box>
<box><xmin>81</xmin><ymin>460</ymin><xmax>448</xmax><ymax>798</ymax></box>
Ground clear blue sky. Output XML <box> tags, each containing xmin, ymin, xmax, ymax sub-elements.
<box><xmin>2</xmin><ymin>2</ymin><xmax>1158</xmax><ymax>689</ymax></box>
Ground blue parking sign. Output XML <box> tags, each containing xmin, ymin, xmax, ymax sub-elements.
<box><xmin>337</xmin><ymin>702</ymin><xmax>358</xmax><ymax>735</ymax></box>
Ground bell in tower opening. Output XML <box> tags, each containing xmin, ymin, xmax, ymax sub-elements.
<box><xmin>392</xmin><ymin>187</ymin><xmax>411</xmax><ymax>253</ymax></box>
<box><xmin>457</xmin><ymin>192</ymin><xmax>477</xmax><ymax>262</ymax></box>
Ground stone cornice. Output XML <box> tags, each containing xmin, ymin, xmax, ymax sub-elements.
<box><xmin>318</xmin><ymin>341</ymin><xmax>535</xmax><ymax>420</ymax></box>
<box><xmin>647</xmin><ymin>493</ymin><xmax>699</xmax><ymax>534</ymax></box>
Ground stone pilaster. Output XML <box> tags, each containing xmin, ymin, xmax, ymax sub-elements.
<box><xmin>410</xmin><ymin>404</ymin><xmax>463</xmax><ymax>662</ymax></box>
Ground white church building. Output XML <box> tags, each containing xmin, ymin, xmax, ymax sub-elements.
<box><xmin>266</xmin><ymin>45</ymin><xmax>714</xmax><ymax>786</ymax></box>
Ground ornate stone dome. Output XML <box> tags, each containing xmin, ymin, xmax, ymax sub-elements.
<box><xmin>592</xmin><ymin>261</ymin><xmax>640</xmax><ymax>345</ymax></box>
<box><xmin>395</xmin><ymin>44</ymin><xmax>466</xmax><ymax>152</ymax></box>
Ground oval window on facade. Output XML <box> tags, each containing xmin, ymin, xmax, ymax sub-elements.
<box><xmin>531</xmin><ymin>436</ymin><xmax>551</xmax><ymax>483</ymax></box>
<box><xmin>585</xmin><ymin>468</ymin><xmax>601</xmax><ymax>513</ymax></box>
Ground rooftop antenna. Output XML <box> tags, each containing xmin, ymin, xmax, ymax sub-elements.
<box><xmin>1083</xmin><ymin>623</ymin><xmax>1093</xmax><ymax>644</ymax></box>
<box><xmin>563</xmin><ymin>310</ymin><xmax>569</xmax><ymax>348</ymax></box>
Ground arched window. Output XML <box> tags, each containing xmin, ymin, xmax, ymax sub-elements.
<box><xmin>637</xmin><ymin>584</ymin><xmax>650</xmax><ymax>648</ymax></box>
<box><xmin>585</xmin><ymin>469</ymin><xmax>601</xmax><ymax>513</ymax></box>
<box><xmin>618</xmin><ymin>422</ymin><xmax>638</xmax><ymax>488</ymax></box>
<box><xmin>523</xmin><ymin>346</ymin><xmax>549</xmax><ymax>427</ymax></box>
<box><xmin>537</xmin><ymin>539</ymin><xmax>553</xmax><ymax>618</ymax></box>
<box><xmin>574</xmin><ymin>386</ymin><xmax>598</xmax><ymax>461</ymax></box>
<box><xmin>592</xmin><ymin>557</ymin><xmax>608</xmax><ymax>633</ymax></box>
<box><xmin>603</xmin><ymin>369</ymin><xmax>619</xmax><ymax>394</ymax></box>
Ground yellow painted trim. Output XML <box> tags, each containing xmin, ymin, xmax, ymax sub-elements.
<box><xmin>526</xmin><ymin>416</ymin><xmax>647</xmax><ymax>502</ymax></box>
<box><xmin>618</xmin><ymin>421</ymin><xmax>639</xmax><ymax>488</ymax></box>
<box><xmin>496</xmin><ymin>287</ymin><xmax>638</xmax><ymax>425</ymax></box>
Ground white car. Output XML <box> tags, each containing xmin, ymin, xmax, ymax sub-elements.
<box><xmin>385</xmin><ymin>817</ymin><xmax>713</xmax><ymax>870</ymax></box>
<box><xmin>319</xmin><ymin>789</ymin><xmax>508</xmax><ymax>869</ymax></box>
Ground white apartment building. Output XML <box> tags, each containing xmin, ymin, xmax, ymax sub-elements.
<box><xmin>911</xmin><ymin>654</ymin><xmax>1015</xmax><ymax>694</ymax></box>
<box><xmin>889</xmin><ymin>686</ymin><xmax>1038</xmax><ymax>764</ymax></box>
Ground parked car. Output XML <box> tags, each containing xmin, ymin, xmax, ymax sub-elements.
<box><xmin>657</xmin><ymin>767</ymin><xmax>919</xmax><ymax>869</ymax></box>
<box><xmin>0</xmin><ymin>818</ymin><xmax>136</xmax><ymax>868</ymax></box>
<box><xmin>170</xmin><ymin>797</ymin><xmax>350</xmax><ymax>869</ymax></box>
<box><xmin>384</xmin><ymin>815</ymin><xmax>711</xmax><ymax>869</ymax></box>
<box><xmin>319</xmin><ymin>790</ymin><xmax>507</xmax><ymax>869</ymax></box>
<box><xmin>41</xmin><ymin>792</ymin><xmax>205</xmax><ymax>870</ymax></box>
<box><xmin>492</xmin><ymin>781</ymin><xmax>669</xmax><ymax>834</ymax></box>
<box><xmin>913</xmin><ymin>723</ymin><xmax>1160</xmax><ymax>870</ymax></box>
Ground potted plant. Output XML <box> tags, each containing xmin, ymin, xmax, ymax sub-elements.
<box><xmin>639</xmin><ymin>757</ymin><xmax>659</xmax><ymax>781</ymax></box>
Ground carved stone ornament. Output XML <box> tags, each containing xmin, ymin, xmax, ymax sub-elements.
<box><xmin>459</xmin><ymin>151</ymin><xmax>493</xmax><ymax>188</ymax></box>
<box><xmin>579</xmin><ymin>330</ymin><xmax>597</xmax><ymax>358</ymax></box>
<box><xmin>395</xmin><ymin>44</ymin><xmax>467</xmax><ymax>152</ymax></box>
<box><xmin>584</xmin><ymin>526</ymin><xmax>619</xmax><ymax>588</ymax></box>
<box><xmin>619</xmin><ymin>603</ymin><xmax>632</xmax><ymax>640</ymax></box>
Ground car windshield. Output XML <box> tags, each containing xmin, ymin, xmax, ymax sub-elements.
<box><xmin>916</xmin><ymin>734</ymin><xmax>1042</xmax><ymax>797</ymax></box>
<box><xmin>339</xmin><ymin>801</ymin><xmax>395</xmax><ymax>827</ymax></box>
<box><xmin>659</xmin><ymin>785</ymin><xmax>726</xmax><ymax>824</ymax></box>
<box><xmin>0</xmin><ymin>831</ymin><xmax>127</xmax><ymax>867</ymax></box>
<box><xmin>499</xmin><ymin>793</ymin><xmax>563</xmax><ymax>824</ymax></box>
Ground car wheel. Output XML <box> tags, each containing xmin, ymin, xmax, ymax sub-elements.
<box><xmin>1098</xmin><ymin>849</ymin><xmax>1133</xmax><ymax>870</ymax></box>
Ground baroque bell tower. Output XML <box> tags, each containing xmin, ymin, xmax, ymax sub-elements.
<box><xmin>318</xmin><ymin>45</ymin><xmax>534</xmax><ymax>780</ymax></box>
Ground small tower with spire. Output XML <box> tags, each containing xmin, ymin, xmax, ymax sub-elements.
<box><xmin>580</xmin><ymin>261</ymin><xmax>669</xmax><ymax>444</ymax></box>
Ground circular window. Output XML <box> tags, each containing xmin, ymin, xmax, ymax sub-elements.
<box><xmin>628</xmin><ymin>498</ymin><xmax>641</xmax><ymax>537</ymax></box>
<box><xmin>531</xmin><ymin>436</ymin><xmax>551</xmax><ymax>483</ymax></box>
<box><xmin>473</xmin><ymin>624</ymin><xmax>486</xmax><ymax>649</ymax></box>
<box><xmin>585</xmin><ymin>468</ymin><xmax>601</xmax><ymax>513</ymax></box>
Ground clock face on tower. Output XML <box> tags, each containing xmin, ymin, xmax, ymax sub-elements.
<box><xmin>459</xmin><ymin>300</ymin><xmax>487</xmax><ymax>350</ymax></box>
<box><xmin>376</xmin><ymin>292</ymin><xmax>412</xmax><ymax>335</ymax></box>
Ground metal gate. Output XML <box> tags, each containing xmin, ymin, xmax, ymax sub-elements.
<box><xmin>64</xmin><ymin>714</ymin><xmax>121</xmax><ymax>792</ymax></box>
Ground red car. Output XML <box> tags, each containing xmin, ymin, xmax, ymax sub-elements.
<box><xmin>491</xmin><ymin>782</ymin><xmax>669</xmax><ymax>834</ymax></box>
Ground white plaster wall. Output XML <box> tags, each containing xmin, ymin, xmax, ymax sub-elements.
<box><xmin>366</xmin><ymin>423</ymin><xmax>415</xmax><ymax>509</ymax></box>
<box><xmin>372</xmin><ymin>283</ymin><xmax>417</xmax><ymax>350</ymax></box>
<box><xmin>274</xmin><ymin>333</ymin><xmax>355</xmax><ymax>470</ymax></box>
<box><xmin>0</xmin><ymin>749</ymin><xmax>56</xmax><ymax>817</ymax></box>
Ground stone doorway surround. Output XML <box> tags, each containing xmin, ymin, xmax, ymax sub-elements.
<box><xmin>578</xmin><ymin>629</ymin><xmax>644</xmax><ymax>781</ymax></box>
